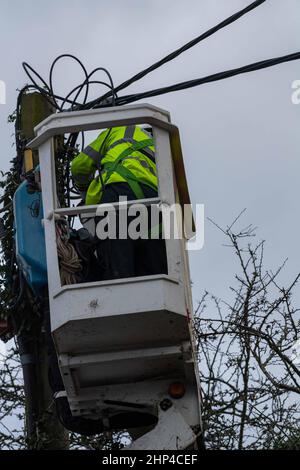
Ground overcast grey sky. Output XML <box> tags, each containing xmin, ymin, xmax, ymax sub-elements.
<box><xmin>0</xmin><ymin>0</ymin><xmax>299</xmax><ymax>307</ymax></box>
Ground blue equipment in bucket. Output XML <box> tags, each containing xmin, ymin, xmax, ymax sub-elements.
<box><xmin>13</xmin><ymin>176</ymin><xmax>47</xmax><ymax>294</ymax></box>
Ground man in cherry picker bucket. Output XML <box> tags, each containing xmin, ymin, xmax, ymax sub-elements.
<box><xmin>71</xmin><ymin>125</ymin><xmax>167</xmax><ymax>280</ymax></box>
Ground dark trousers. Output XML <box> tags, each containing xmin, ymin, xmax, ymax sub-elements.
<box><xmin>95</xmin><ymin>183</ymin><xmax>168</xmax><ymax>280</ymax></box>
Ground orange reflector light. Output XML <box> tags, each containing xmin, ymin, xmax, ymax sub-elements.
<box><xmin>168</xmin><ymin>382</ymin><xmax>186</xmax><ymax>399</ymax></box>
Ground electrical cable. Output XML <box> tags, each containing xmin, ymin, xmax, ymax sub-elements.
<box><xmin>49</xmin><ymin>54</ymin><xmax>90</xmax><ymax>110</ymax></box>
<box><xmin>17</xmin><ymin>3</ymin><xmax>300</xmax><ymax>212</ymax></box>
<box><xmin>60</xmin><ymin>80</ymin><xmax>115</xmax><ymax>111</ymax></box>
<box><xmin>83</xmin><ymin>0</ymin><xmax>267</xmax><ymax>108</ymax></box>
<box><xmin>22</xmin><ymin>59</ymin><xmax>117</xmax><ymax>111</ymax></box>
<box><xmin>20</xmin><ymin>0</ymin><xmax>299</xmax><ymax>113</ymax></box>
<box><xmin>22</xmin><ymin>61</ymin><xmax>94</xmax><ymax>109</ymax></box>
<box><xmin>56</xmin><ymin>220</ymin><xmax>82</xmax><ymax>285</ymax></box>
<box><xmin>75</xmin><ymin>67</ymin><xmax>118</xmax><ymax>109</ymax></box>
<box><xmin>21</xmin><ymin>57</ymin><xmax>118</xmax><ymax>212</ymax></box>
<box><xmin>23</xmin><ymin>62</ymin><xmax>63</xmax><ymax>109</ymax></box>
<box><xmin>114</xmin><ymin>51</ymin><xmax>300</xmax><ymax>105</ymax></box>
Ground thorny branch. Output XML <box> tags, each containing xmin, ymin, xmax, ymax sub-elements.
<box><xmin>196</xmin><ymin>214</ymin><xmax>300</xmax><ymax>449</ymax></box>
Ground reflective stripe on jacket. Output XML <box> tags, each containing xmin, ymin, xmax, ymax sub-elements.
<box><xmin>71</xmin><ymin>125</ymin><xmax>157</xmax><ymax>205</ymax></box>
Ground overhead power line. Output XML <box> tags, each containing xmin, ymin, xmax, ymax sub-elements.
<box><xmin>115</xmin><ymin>51</ymin><xmax>300</xmax><ymax>106</ymax></box>
<box><xmin>20</xmin><ymin>0</ymin><xmax>300</xmax><ymax>112</ymax></box>
<box><xmin>83</xmin><ymin>0</ymin><xmax>267</xmax><ymax>109</ymax></box>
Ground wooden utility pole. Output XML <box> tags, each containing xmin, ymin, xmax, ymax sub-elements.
<box><xmin>18</xmin><ymin>91</ymin><xmax>69</xmax><ymax>450</ymax></box>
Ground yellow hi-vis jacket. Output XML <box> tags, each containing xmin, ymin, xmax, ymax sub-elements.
<box><xmin>71</xmin><ymin>125</ymin><xmax>157</xmax><ymax>205</ymax></box>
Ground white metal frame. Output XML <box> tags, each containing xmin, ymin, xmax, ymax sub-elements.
<box><xmin>30</xmin><ymin>104</ymin><xmax>190</xmax><ymax>297</ymax></box>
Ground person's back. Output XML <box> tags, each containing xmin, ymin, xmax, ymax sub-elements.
<box><xmin>71</xmin><ymin>125</ymin><xmax>167</xmax><ymax>280</ymax></box>
<box><xmin>71</xmin><ymin>125</ymin><xmax>157</xmax><ymax>205</ymax></box>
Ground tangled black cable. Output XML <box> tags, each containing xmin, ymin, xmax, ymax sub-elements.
<box><xmin>22</xmin><ymin>54</ymin><xmax>117</xmax><ymax>112</ymax></box>
<box><xmin>18</xmin><ymin>56</ymin><xmax>118</xmax><ymax>203</ymax></box>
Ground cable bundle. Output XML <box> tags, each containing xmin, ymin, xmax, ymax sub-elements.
<box><xmin>22</xmin><ymin>55</ymin><xmax>117</xmax><ymax>112</ymax></box>
<box><xmin>56</xmin><ymin>220</ymin><xmax>82</xmax><ymax>285</ymax></box>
